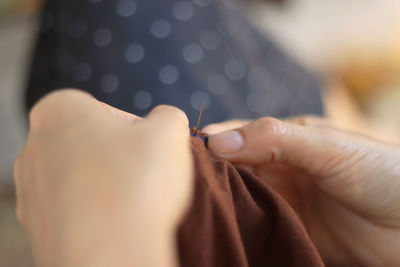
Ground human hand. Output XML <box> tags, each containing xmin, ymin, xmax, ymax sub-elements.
<box><xmin>13</xmin><ymin>89</ymin><xmax>193</xmax><ymax>267</ymax></box>
<box><xmin>204</xmin><ymin>116</ymin><xmax>400</xmax><ymax>267</ymax></box>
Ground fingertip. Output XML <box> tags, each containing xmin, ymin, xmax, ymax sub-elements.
<box><xmin>207</xmin><ymin>117</ymin><xmax>296</xmax><ymax>164</ymax></box>
<box><xmin>147</xmin><ymin>105</ymin><xmax>189</xmax><ymax>129</ymax></box>
<box><xmin>207</xmin><ymin>131</ymin><xmax>244</xmax><ymax>155</ymax></box>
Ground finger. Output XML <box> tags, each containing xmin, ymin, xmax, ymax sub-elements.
<box><xmin>207</xmin><ymin>117</ymin><xmax>358</xmax><ymax>175</ymax></box>
<box><xmin>146</xmin><ymin>105</ymin><xmax>189</xmax><ymax>135</ymax></box>
<box><xmin>208</xmin><ymin>117</ymin><xmax>400</xmax><ymax>227</ymax></box>
<box><xmin>202</xmin><ymin>120</ymin><xmax>251</xmax><ymax>135</ymax></box>
<box><xmin>144</xmin><ymin>105</ymin><xmax>193</xmax><ymax>217</ymax></box>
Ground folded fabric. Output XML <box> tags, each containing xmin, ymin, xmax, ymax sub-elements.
<box><xmin>177</xmin><ymin>136</ymin><xmax>325</xmax><ymax>267</ymax></box>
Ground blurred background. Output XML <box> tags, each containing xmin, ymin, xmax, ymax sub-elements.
<box><xmin>1</xmin><ymin>0</ymin><xmax>399</xmax><ymax>265</ymax></box>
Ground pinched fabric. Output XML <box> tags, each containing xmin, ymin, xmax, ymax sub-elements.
<box><xmin>177</xmin><ymin>136</ymin><xmax>325</xmax><ymax>267</ymax></box>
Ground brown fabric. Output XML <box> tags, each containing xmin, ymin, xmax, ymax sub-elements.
<box><xmin>177</xmin><ymin>136</ymin><xmax>325</xmax><ymax>267</ymax></box>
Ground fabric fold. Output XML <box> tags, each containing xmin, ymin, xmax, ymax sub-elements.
<box><xmin>177</xmin><ymin>136</ymin><xmax>325</xmax><ymax>267</ymax></box>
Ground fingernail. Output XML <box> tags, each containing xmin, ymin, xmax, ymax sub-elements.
<box><xmin>208</xmin><ymin>131</ymin><xmax>244</xmax><ymax>154</ymax></box>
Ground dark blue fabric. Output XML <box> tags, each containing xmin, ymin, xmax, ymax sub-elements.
<box><xmin>26</xmin><ymin>0</ymin><xmax>324</xmax><ymax>127</ymax></box>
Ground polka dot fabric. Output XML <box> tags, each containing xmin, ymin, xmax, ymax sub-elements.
<box><xmin>26</xmin><ymin>0</ymin><xmax>323</xmax><ymax>125</ymax></box>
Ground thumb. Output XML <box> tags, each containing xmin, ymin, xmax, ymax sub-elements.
<box><xmin>206</xmin><ymin>116</ymin><xmax>394</xmax><ymax>180</ymax></box>
<box><xmin>207</xmin><ymin>117</ymin><xmax>353</xmax><ymax>174</ymax></box>
<box><xmin>207</xmin><ymin>117</ymin><xmax>400</xmax><ymax>223</ymax></box>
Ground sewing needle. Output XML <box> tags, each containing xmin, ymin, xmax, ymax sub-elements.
<box><xmin>194</xmin><ymin>102</ymin><xmax>205</xmax><ymax>136</ymax></box>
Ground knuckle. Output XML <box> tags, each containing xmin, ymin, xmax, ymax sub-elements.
<box><xmin>254</xmin><ymin>117</ymin><xmax>282</xmax><ymax>137</ymax></box>
<box><xmin>169</xmin><ymin>106</ymin><xmax>187</xmax><ymax>122</ymax></box>
<box><xmin>152</xmin><ymin>105</ymin><xmax>188</xmax><ymax>127</ymax></box>
<box><xmin>29</xmin><ymin>91</ymin><xmax>68</xmax><ymax>132</ymax></box>
<box><xmin>29</xmin><ymin>89</ymin><xmax>91</xmax><ymax>133</ymax></box>
<box><xmin>153</xmin><ymin>104</ymin><xmax>184</xmax><ymax>116</ymax></box>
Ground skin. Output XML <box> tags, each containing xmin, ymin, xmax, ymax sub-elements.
<box><xmin>14</xmin><ymin>90</ymin><xmax>193</xmax><ymax>267</ymax></box>
<box><xmin>14</xmin><ymin>89</ymin><xmax>400</xmax><ymax>266</ymax></box>
<box><xmin>204</xmin><ymin>116</ymin><xmax>400</xmax><ymax>267</ymax></box>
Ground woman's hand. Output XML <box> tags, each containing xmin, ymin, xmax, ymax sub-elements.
<box><xmin>204</xmin><ymin>116</ymin><xmax>400</xmax><ymax>267</ymax></box>
<box><xmin>13</xmin><ymin>89</ymin><xmax>193</xmax><ymax>267</ymax></box>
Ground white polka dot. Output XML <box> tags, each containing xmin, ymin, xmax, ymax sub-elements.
<box><xmin>247</xmin><ymin>67</ymin><xmax>272</xmax><ymax>91</ymax></box>
<box><xmin>125</xmin><ymin>44</ymin><xmax>145</xmax><ymax>63</ymax></box>
<box><xmin>173</xmin><ymin>1</ymin><xmax>194</xmax><ymax>21</ymax></box>
<box><xmin>150</xmin><ymin>20</ymin><xmax>171</xmax><ymax>39</ymax></box>
<box><xmin>246</xmin><ymin>92</ymin><xmax>269</xmax><ymax>114</ymax></box>
<box><xmin>93</xmin><ymin>27</ymin><xmax>112</xmax><ymax>47</ymax></box>
<box><xmin>200</xmin><ymin>30</ymin><xmax>221</xmax><ymax>50</ymax></box>
<box><xmin>100</xmin><ymin>74</ymin><xmax>119</xmax><ymax>93</ymax></box>
<box><xmin>207</xmin><ymin>74</ymin><xmax>227</xmax><ymax>95</ymax></box>
<box><xmin>193</xmin><ymin>0</ymin><xmax>213</xmax><ymax>7</ymax></box>
<box><xmin>190</xmin><ymin>91</ymin><xmax>211</xmax><ymax>111</ymax></box>
<box><xmin>159</xmin><ymin>65</ymin><xmax>179</xmax><ymax>84</ymax></box>
<box><xmin>116</xmin><ymin>0</ymin><xmax>137</xmax><ymax>17</ymax></box>
<box><xmin>73</xmin><ymin>62</ymin><xmax>92</xmax><ymax>82</ymax></box>
<box><xmin>183</xmin><ymin>43</ymin><xmax>204</xmax><ymax>63</ymax></box>
<box><xmin>67</xmin><ymin>17</ymin><xmax>87</xmax><ymax>38</ymax></box>
<box><xmin>225</xmin><ymin>59</ymin><xmax>246</xmax><ymax>81</ymax></box>
<box><xmin>133</xmin><ymin>91</ymin><xmax>153</xmax><ymax>110</ymax></box>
